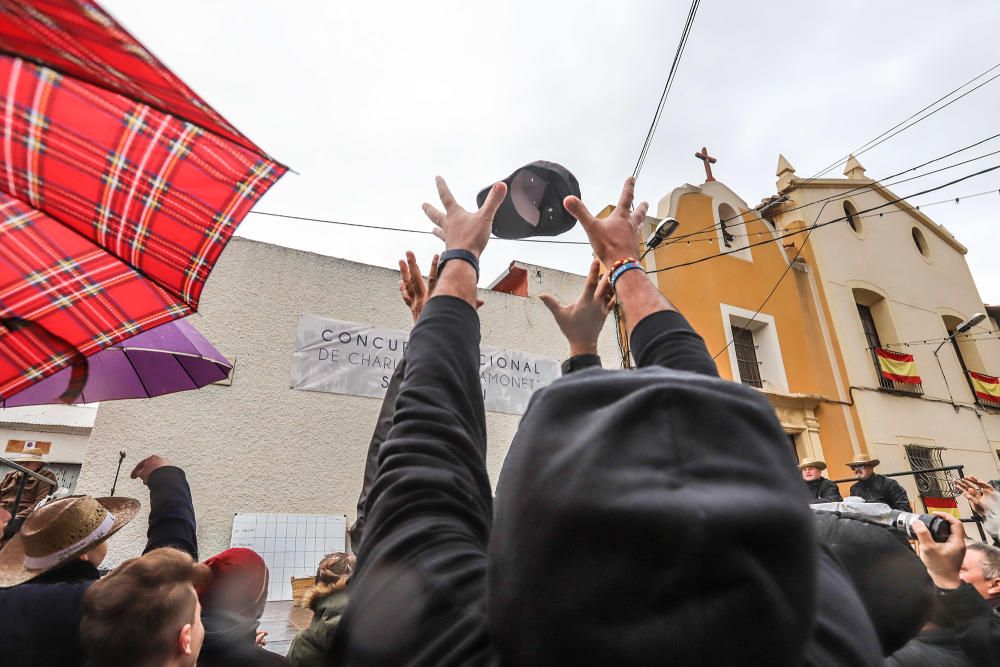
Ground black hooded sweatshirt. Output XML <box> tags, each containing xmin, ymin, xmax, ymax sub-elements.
<box><xmin>331</xmin><ymin>298</ymin><xmax>874</xmax><ymax>666</ymax></box>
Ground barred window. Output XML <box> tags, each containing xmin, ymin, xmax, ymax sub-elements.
<box><xmin>731</xmin><ymin>326</ymin><xmax>762</xmax><ymax>388</ymax></box>
<box><xmin>903</xmin><ymin>444</ymin><xmax>957</xmax><ymax>498</ymax></box>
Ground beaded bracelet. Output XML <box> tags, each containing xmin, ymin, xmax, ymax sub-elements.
<box><xmin>609</xmin><ymin>260</ymin><xmax>642</xmax><ymax>288</ymax></box>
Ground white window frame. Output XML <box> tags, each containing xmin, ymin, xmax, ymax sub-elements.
<box><xmin>720</xmin><ymin>303</ymin><xmax>789</xmax><ymax>392</ymax></box>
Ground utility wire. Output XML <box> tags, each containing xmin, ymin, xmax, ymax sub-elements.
<box><xmin>676</xmin><ymin>63</ymin><xmax>1000</xmax><ymax>244</ymax></box>
<box><xmin>668</xmin><ymin>146</ymin><xmax>1000</xmax><ymax>244</ymax></box>
<box><xmin>647</xmin><ymin>163</ymin><xmax>1000</xmax><ymax>273</ymax></box>
<box><xmin>632</xmin><ymin>0</ymin><xmax>700</xmax><ymax>179</ymax></box>
<box><xmin>666</xmin><ymin>130</ymin><xmax>1000</xmax><ymax>245</ymax></box>
<box><xmin>247</xmin><ymin>210</ymin><xmax>592</xmax><ymax>245</ymax></box>
<box><xmin>794</xmin><ymin>62</ymin><xmax>1000</xmax><ymax>188</ymax></box>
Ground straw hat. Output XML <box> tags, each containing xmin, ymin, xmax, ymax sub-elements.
<box><xmin>0</xmin><ymin>495</ymin><xmax>139</xmax><ymax>588</ymax></box>
<box><xmin>797</xmin><ymin>457</ymin><xmax>827</xmax><ymax>471</ymax></box>
<box><xmin>847</xmin><ymin>454</ymin><xmax>880</xmax><ymax>468</ymax></box>
<box><xmin>11</xmin><ymin>450</ymin><xmax>45</xmax><ymax>463</ymax></box>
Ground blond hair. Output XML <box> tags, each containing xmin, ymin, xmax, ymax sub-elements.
<box><xmin>302</xmin><ymin>551</ymin><xmax>355</xmax><ymax>610</ymax></box>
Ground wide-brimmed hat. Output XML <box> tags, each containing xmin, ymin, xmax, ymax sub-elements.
<box><xmin>0</xmin><ymin>494</ymin><xmax>139</xmax><ymax>588</ymax></box>
<box><xmin>12</xmin><ymin>451</ymin><xmax>45</xmax><ymax>464</ymax></box>
<box><xmin>797</xmin><ymin>457</ymin><xmax>827</xmax><ymax>471</ymax></box>
<box><xmin>846</xmin><ymin>454</ymin><xmax>880</xmax><ymax>468</ymax></box>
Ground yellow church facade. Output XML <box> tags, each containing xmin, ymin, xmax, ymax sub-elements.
<box><xmin>641</xmin><ymin>171</ymin><xmax>862</xmax><ymax>492</ymax></box>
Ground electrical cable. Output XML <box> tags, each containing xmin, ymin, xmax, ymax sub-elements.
<box><xmin>246</xmin><ymin>210</ymin><xmax>593</xmax><ymax>245</ymax></box>
<box><xmin>647</xmin><ymin>162</ymin><xmax>1000</xmax><ymax>273</ymax></box>
<box><xmin>671</xmin><ymin>63</ymin><xmax>1000</xmax><ymax>244</ymax></box>
<box><xmin>632</xmin><ymin>0</ymin><xmax>700</xmax><ymax>179</ymax></box>
<box><xmin>666</xmin><ymin>130</ymin><xmax>1000</xmax><ymax>245</ymax></box>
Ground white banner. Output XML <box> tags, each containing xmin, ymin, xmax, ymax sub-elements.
<box><xmin>291</xmin><ymin>314</ymin><xmax>560</xmax><ymax>415</ymax></box>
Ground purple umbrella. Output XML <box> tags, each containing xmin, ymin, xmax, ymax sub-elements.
<box><xmin>0</xmin><ymin>319</ymin><xmax>231</xmax><ymax>407</ymax></box>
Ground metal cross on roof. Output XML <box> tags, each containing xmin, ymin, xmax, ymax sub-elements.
<box><xmin>695</xmin><ymin>146</ymin><xmax>717</xmax><ymax>182</ymax></box>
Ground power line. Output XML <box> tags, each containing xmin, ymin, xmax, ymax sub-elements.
<box><xmin>668</xmin><ymin>187</ymin><xmax>1000</xmax><ymax>244</ymax></box>
<box><xmin>794</xmin><ymin>62</ymin><xmax>1000</xmax><ymax>188</ymax></box>
<box><xmin>666</xmin><ymin>130</ymin><xmax>1000</xmax><ymax>245</ymax></box>
<box><xmin>647</xmin><ymin>163</ymin><xmax>1000</xmax><ymax>273</ymax></box>
<box><xmin>246</xmin><ymin>210</ymin><xmax>592</xmax><ymax>245</ymax></box>
<box><xmin>675</xmin><ymin>63</ymin><xmax>1000</xmax><ymax>244</ymax></box>
<box><xmin>632</xmin><ymin>0</ymin><xmax>700</xmax><ymax>179</ymax></box>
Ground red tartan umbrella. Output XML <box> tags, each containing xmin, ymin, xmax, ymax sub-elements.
<box><xmin>0</xmin><ymin>0</ymin><xmax>286</xmax><ymax>401</ymax></box>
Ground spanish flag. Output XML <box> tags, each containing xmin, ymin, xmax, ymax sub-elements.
<box><xmin>876</xmin><ymin>348</ymin><xmax>922</xmax><ymax>384</ymax></box>
<box><xmin>923</xmin><ymin>496</ymin><xmax>961</xmax><ymax>519</ymax></box>
<box><xmin>969</xmin><ymin>371</ymin><xmax>1000</xmax><ymax>403</ymax></box>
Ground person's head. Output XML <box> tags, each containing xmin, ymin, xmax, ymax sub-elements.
<box><xmin>81</xmin><ymin>547</ymin><xmax>210</xmax><ymax>667</ymax></box>
<box><xmin>198</xmin><ymin>547</ymin><xmax>269</xmax><ymax>621</ymax></box>
<box><xmin>960</xmin><ymin>542</ymin><xmax>1000</xmax><ymax>600</ymax></box>
<box><xmin>798</xmin><ymin>457</ymin><xmax>827</xmax><ymax>482</ymax></box>
<box><xmin>489</xmin><ymin>369</ymin><xmax>817</xmax><ymax>665</ymax></box>
<box><xmin>0</xmin><ymin>494</ymin><xmax>138</xmax><ymax>589</ymax></box>
<box><xmin>848</xmin><ymin>455</ymin><xmax>879</xmax><ymax>480</ymax></box>
<box><xmin>303</xmin><ymin>552</ymin><xmax>355</xmax><ymax>610</ymax></box>
<box><xmin>20</xmin><ymin>460</ymin><xmax>44</xmax><ymax>472</ymax></box>
<box><xmin>851</xmin><ymin>464</ymin><xmax>875</xmax><ymax>480</ymax></box>
<box><xmin>801</xmin><ymin>466</ymin><xmax>822</xmax><ymax>481</ymax></box>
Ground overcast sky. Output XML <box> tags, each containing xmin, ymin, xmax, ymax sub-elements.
<box><xmin>103</xmin><ymin>0</ymin><xmax>1000</xmax><ymax>303</ymax></box>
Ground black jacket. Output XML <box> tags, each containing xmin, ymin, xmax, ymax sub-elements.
<box><xmin>851</xmin><ymin>474</ymin><xmax>912</xmax><ymax>511</ymax></box>
<box><xmin>199</xmin><ymin>610</ymin><xmax>289</xmax><ymax>667</ymax></box>
<box><xmin>808</xmin><ymin>478</ymin><xmax>844</xmax><ymax>503</ymax></box>
<box><xmin>0</xmin><ymin>465</ymin><xmax>197</xmax><ymax>667</ymax></box>
<box><xmin>886</xmin><ymin>583</ymin><xmax>1000</xmax><ymax>666</ymax></box>
<box><xmin>331</xmin><ymin>301</ymin><xmax>818</xmax><ymax>665</ymax></box>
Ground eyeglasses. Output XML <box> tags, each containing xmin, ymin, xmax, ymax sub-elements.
<box><xmin>849</xmin><ymin>465</ymin><xmax>871</xmax><ymax>471</ymax></box>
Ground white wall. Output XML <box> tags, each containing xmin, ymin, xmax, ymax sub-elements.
<box><xmin>788</xmin><ymin>183</ymin><xmax>1000</xmax><ymax>502</ymax></box>
<box><xmin>75</xmin><ymin>239</ymin><xmax>620</xmax><ymax>566</ymax></box>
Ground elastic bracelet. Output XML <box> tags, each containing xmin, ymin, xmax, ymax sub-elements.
<box><xmin>438</xmin><ymin>249</ymin><xmax>479</xmax><ymax>281</ymax></box>
<box><xmin>610</xmin><ymin>261</ymin><xmax>642</xmax><ymax>288</ymax></box>
<box><xmin>610</xmin><ymin>257</ymin><xmax>637</xmax><ymax>272</ymax></box>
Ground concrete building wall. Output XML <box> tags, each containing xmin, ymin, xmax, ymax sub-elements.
<box><xmin>75</xmin><ymin>238</ymin><xmax>619</xmax><ymax>567</ymax></box>
<box><xmin>775</xmin><ymin>169</ymin><xmax>1000</xmax><ymax>513</ymax></box>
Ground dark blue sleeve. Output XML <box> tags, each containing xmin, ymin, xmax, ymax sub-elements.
<box><xmin>629</xmin><ymin>310</ymin><xmax>719</xmax><ymax>377</ymax></box>
<box><xmin>939</xmin><ymin>583</ymin><xmax>1000</xmax><ymax>665</ymax></box>
<box><xmin>143</xmin><ymin>466</ymin><xmax>198</xmax><ymax>559</ymax></box>
<box><xmin>561</xmin><ymin>354</ymin><xmax>602</xmax><ymax>375</ymax></box>
<box><xmin>333</xmin><ymin>296</ymin><xmax>493</xmax><ymax>665</ymax></box>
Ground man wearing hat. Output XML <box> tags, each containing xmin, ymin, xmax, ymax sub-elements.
<box><xmin>0</xmin><ymin>442</ymin><xmax>58</xmax><ymax>543</ymax></box>
<box><xmin>0</xmin><ymin>454</ymin><xmax>198</xmax><ymax>666</ymax></box>
<box><xmin>799</xmin><ymin>457</ymin><xmax>843</xmax><ymax>504</ymax></box>
<box><xmin>848</xmin><ymin>454</ymin><xmax>912</xmax><ymax>511</ymax></box>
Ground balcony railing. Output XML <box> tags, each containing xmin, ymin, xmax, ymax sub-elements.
<box><xmin>969</xmin><ymin>371</ymin><xmax>1000</xmax><ymax>409</ymax></box>
<box><xmin>871</xmin><ymin>347</ymin><xmax>924</xmax><ymax>396</ymax></box>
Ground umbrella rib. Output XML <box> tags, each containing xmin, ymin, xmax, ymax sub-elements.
<box><xmin>121</xmin><ymin>349</ymin><xmax>153</xmax><ymax>399</ymax></box>
<box><xmin>0</xmin><ymin>46</ymin><xmax>286</xmax><ymax>167</ymax></box>
<box><xmin>173</xmin><ymin>352</ymin><xmax>204</xmax><ymax>389</ymax></box>
<box><xmin>117</xmin><ymin>346</ymin><xmax>231</xmax><ymax>367</ymax></box>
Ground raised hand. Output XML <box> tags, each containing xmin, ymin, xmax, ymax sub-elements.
<box><xmin>911</xmin><ymin>512</ymin><xmax>966</xmax><ymax>589</ymax></box>
<box><xmin>399</xmin><ymin>251</ymin><xmax>439</xmax><ymax>323</ymax></box>
<box><xmin>422</xmin><ymin>176</ymin><xmax>507</xmax><ymax>259</ymax></box>
<box><xmin>563</xmin><ymin>177</ymin><xmax>649</xmax><ymax>269</ymax></box>
<box><xmin>539</xmin><ymin>260</ymin><xmax>614</xmax><ymax>357</ymax></box>
<box><xmin>130</xmin><ymin>454</ymin><xmax>171</xmax><ymax>486</ymax></box>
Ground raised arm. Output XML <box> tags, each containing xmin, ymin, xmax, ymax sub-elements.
<box><xmin>333</xmin><ymin>178</ymin><xmax>506</xmax><ymax>665</ymax></box>
<box><xmin>131</xmin><ymin>455</ymin><xmax>198</xmax><ymax>559</ymax></box>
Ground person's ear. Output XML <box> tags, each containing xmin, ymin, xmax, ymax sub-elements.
<box><xmin>178</xmin><ymin>623</ymin><xmax>193</xmax><ymax>656</ymax></box>
<box><xmin>987</xmin><ymin>578</ymin><xmax>1000</xmax><ymax>597</ymax></box>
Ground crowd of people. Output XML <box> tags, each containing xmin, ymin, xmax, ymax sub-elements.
<box><xmin>1</xmin><ymin>176</ymin><xmax>999</xmax><ymax>665</ymax></box>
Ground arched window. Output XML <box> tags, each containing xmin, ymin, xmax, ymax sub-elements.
<box><xmin>911</xmin><ymin>227</ymin><xmax>930</xmax><ymax>258</ymax></box>
<box><xmin>843</xmin><ymin>201</ymin><xmax>861</xmax><ymax>235</ymax></box>
<box><xmin>718</xmin><ymin>203</ymin><xmax>739</xmax><ymax>248</ymax></box>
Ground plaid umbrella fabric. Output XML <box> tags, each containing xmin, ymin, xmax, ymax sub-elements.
<box><xmin>0</xmin><ymin>0</ymin><xmax>286</xmax><ymax>401</ymax></box>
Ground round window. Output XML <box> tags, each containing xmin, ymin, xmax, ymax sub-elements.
<box><xmin>911</xmin><ymin>227</ymin><xmax>929</xmax><ymax>257</ymax></box>
<box><xmin>843</xmin><ymin>201</ymin><xmax>861</xmax><ymax>234</ymax></box>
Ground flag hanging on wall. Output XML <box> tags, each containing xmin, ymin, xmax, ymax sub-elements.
<box><xmin>875</xmin><ymin>348</ymin><xmax>922</xmax><ymax>384</ymax></box>
<box><xmin>969</xmin><ymin>371</ymin><xmax>1000</xmax><ymax>404</ymax></box>
<box><xmin>923</xmin><ymin>495</ymin><xmax>961</xmax><ymax>519</ymax></box>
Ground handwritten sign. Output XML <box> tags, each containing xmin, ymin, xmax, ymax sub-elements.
<box><xmin>290</xmin><ymin>314</ymin><xmax>559</xmax><ymax>415</ymax></box>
